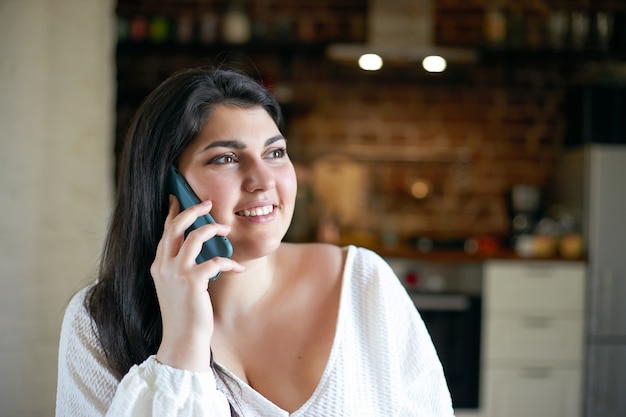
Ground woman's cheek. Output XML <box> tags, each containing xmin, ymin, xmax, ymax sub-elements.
<box><xmin>281</xmin><ymin>165</ymin><xmax>298</xmax><ymax>204</ymax></box>
<box><xmin>202</xmin><ymin>183</ymin><xmax>234</xmax><ymax>223</ymax></box>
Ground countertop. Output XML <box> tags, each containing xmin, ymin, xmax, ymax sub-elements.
<box><xmin>370</xmin><ymin>244</ymin><xmax>586</xmax><ymax>264</ymax></box>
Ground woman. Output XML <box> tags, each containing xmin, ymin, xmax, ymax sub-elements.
<box><xmin>56</xmin><ymin>67</ymin><xmax>454</xmax><ymax>416</ymax></box>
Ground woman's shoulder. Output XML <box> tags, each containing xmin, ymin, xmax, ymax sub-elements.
<box><xmin>57</xmin><ymin>283</ymin><xmax>122</xmax><ymax>415</ymax></box>
<box><xmin>342</xmin><ymin>245</ymin><xmax>392</xmax><ymax>276</ymax></box>
<box><xmin>60</xmin><ymin>284</ymin><xmax>98</xmax><ymax>339</ymax></box>
<box><xmin>59</xmin><ymin>283</ymin><xmax>107</xmax><ymax>364</ymax></box>
<box><xmin>278</xmin><ymin>243</ymin><xmax>391</xmax><ymax>285</ymax></box>
<box><xmin>278</xmin><ymin>242</ymin><xmax>345</xmax><ymax>287</ymax></box>
<box><xmin>280</xmin><ymin>242</ymin><xmax>344</xmax><ymax>266</ymax></box>
<box><xmin>59</xmin><ymin>282</ymin><xmax>116</xmax><ymax>374</ymax></box>
<box><xmin>64</xmin><ymin>285</ymin><xmax>92</xmax><ymax>317</ymax></box>
<box><xmin>279</xmin><ymin>242</ymin><xmax>387</xmax><ymax>267</ymax></box>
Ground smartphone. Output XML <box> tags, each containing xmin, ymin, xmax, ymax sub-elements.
<box><xmin>168</xmin><ymin>165</ymin><xmax>233</xmax><ymax>279</ymax></box>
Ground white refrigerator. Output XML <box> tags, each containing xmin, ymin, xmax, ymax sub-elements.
<box><xmin>554</xmin><ymin>144</ymin><xmax>626</xmax><ymax>417</ymax></box>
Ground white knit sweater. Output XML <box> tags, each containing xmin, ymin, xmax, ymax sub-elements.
<box><xmin>56</xmin><ymin>246</ymin><xmax>454</xmax><ymax>416</ymax></box>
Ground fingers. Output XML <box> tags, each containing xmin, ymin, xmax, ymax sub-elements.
<box><xmin>164</xmin><ymin>197</ymin><xmax>212</xmax><ymax>241</ymax></box>
<box><xmin>161</xmin><ymin>197</ymin><xmax>210</xmax><ymax>258</ymax></box>
<box><xmin>154</xmin><ymin>196</ymin><xmax>243</xmax><ymax>280</ymax></box>
<box><xmin>151</xmin><ymin>197</ymin><xmax>243</xmax><ymax>372</ymax></box>
<box><xmin>158</xmin><ymin>196</ymin><xmax>183</xmax><ymax>258</ymax></box>
<box><xmin>197</xmin><ymin>256</ymin><xmax>246</xmax><ymax>278</ymax></box>
<box><xmin>183</xmin><ymin>222</ymin><xmax>231</xmax><ymax>249</ymax></box>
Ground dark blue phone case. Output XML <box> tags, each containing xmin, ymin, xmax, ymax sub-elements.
<box><xmin>168</xmin><ymin>165</ymin><xmax>233</xmax><ymax>280</ymax></box>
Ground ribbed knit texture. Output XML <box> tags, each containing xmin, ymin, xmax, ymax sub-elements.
<box><xmin>56</xmin><ymin>246</ymin><xmax>454</xmax><ymax>416</ymax></box>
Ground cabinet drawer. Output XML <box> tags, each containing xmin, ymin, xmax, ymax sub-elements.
<box><xmin>482</xmin><ymin>367</ymin><xmax>582</xmax><ymax>417</ymax></box>
<box><xmin>484</xmin><ymin>316</ymin><xmax>584</xmax><ymax>361</ymax></box>
<box><xmin>484</xmin><ymin>261</ymin><xmax>585</xmax><ymax>311</ymax></box>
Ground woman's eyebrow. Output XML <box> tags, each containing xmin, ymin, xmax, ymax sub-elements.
<box><xmin>198</xmin><ymin>140</ymin><xmax>246</xmax><ymax>154</ymax></box>
<box><xmin>198</xmin><ymin>135</ymin><xmax>286</xmax><ymax>154</ymax></box>
<box><xmin>265</xmin><ymin>135</ymin><xmax>286</xmax><ymax>146</ymax></box>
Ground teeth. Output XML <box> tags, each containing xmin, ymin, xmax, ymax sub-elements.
<box><xmin>238</xmin><ymin>205</ymin><xmax>274</xmax><ymax>217</ymax></box>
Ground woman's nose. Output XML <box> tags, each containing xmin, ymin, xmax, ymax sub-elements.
<box><xmin>243</xmin><ymin>160</ymin><xmax>276</xmax><ymax>192</ymax></box>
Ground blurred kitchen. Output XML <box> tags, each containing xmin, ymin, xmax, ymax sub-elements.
<box><xmin>1</xmin><ymin>0</ymin><xmax>625</xmax><ymax>416</ymax></box>
<box><xmin>114</xmin><ymin>1</ymin><xmax>626</xmax><ymax>414</ymax></box>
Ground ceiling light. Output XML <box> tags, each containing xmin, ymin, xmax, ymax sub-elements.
<box><xmin>358</xmin><ymin>53</ymin><xmax>383</xmax><ymax>71</ymax></box>
<box><xmin>422</xmin><ymin>55</ymin><xmax>447</xmax><ymax>73</ymax></box>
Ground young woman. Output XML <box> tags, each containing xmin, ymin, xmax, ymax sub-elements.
<box><xmin>56</xmin><ymin>67</ymin><xmax>454</xmax><ymax>416</ymax></box>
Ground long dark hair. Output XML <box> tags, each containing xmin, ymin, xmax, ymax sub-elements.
<box><xmin>88</xmin><ymin>67</ymin><xmax>283</xmax><ymax>379</ymax></box>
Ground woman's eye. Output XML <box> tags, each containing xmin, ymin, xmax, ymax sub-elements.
<box><xmin>209</xmin><ymin>153</ymin><xmax>238</xmax><ymax>164</ymax></box>
<box><xmin>267</xmin><ymin>148</ymin><xmax>287</xmax><ymax>159</ymax></box>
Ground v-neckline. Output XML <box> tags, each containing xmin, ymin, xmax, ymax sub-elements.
<box><xmin>213</xmin><ymin>246</ymin><xmax>354</xmax><ymax>416</ymax></box>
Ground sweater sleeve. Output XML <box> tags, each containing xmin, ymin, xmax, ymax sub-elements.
<box><xmin>56</xmin><ymin>287</ymin><xmax>120</xmax><ymax>416</ymax></box>
<box><xmin>56</xmin><ymin>287</ymin><xmax>232</xmax><ymax>417</ymax></box>
<box><xmin>352</xmin><ymin>247</ymin><xmax>455</xmax><ymax>417</ymax></box>
<box><xmin>106</xmin><ymin>356</ymin><xmax>231</xmax><ymax>417</ymax></box>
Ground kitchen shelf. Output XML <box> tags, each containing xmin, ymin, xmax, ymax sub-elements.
<box><xmin>372</xmin><ymin>244</ymin><xmax>586</xmax><ymax>264</ymax></box>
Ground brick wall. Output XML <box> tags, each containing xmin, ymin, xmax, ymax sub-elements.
<box><xmin>287</xmin><ymin>59</ymin><xmax>568</xmax><ymax>240</ymax></box>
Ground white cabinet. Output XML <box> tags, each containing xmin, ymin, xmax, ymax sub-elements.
<box><xmin>484</xmin><ymin>367</ymin><xmax>582</xmax><ymax>417</ymax></box>
<box><xmin>481</xmin><ymin>260</ymin><xmax>586</xmax><ymax>417</ymax></box>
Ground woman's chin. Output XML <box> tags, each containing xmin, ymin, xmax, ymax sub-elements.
<box><xmin>231</xmin><ymin>237</ymin><xmax>284</xmax><ymax>262</ymax></box>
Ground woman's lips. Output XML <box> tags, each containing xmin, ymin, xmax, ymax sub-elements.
<box><xmin>235</xmin><ymin>204</ymin><xmax>275</xmax><ymax>217</ymax></box>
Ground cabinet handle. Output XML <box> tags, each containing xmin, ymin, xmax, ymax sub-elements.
<box><xmin>521</xmin><ymin>265</ymin><xmax>555</xmax><ymax>279</ymax></box>
<box><xmin>521</xmin><ymin>316</ymin><xmax>553</xmax><ymax>328</ymax></box>
<box><xmin>520</xmin><ymin>367</ymin><xmax>552</xmax><ymax>379</ymax></box>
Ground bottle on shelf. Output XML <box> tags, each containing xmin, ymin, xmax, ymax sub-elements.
<box><xmin>484</xmin><ymin>0</ymin><xmax>508</xmax><ymax>47</ymax></box>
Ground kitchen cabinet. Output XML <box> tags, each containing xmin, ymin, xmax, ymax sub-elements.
<box><xmin>481</xmin><ymin>260</ymin><xmax>586</xmax><ymax>417</ymax></box>
<box><xmin>484</xmin><ymin>367</ymin><xmax>582</xmax><ymax>417</ymax></box>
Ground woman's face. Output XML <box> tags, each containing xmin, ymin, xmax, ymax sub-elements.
<box><xmin>177</xmin><ymin>105</ymin><xmax>297</xmax><ymax>261</ymax></box>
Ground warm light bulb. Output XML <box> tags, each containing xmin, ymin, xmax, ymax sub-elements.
<box><xmin>410</xmin><ymin>179</ymin><xmax>431</xmax><ymax>199</ymax></box>
<box><xmin>422</xmin><ymin>55</ymin><xmax>447</xmax><ymax>73</ymax></box>
<box><xmin>358</xmin><ymin>54</ymin><xmax>383</xmax><ymax>71</ymax></box>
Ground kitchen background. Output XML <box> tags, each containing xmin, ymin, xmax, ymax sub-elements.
<box><xmin>115</xmin><ymin>0</ymin><xmax>624</xmax><ymax>258</ymax></box>
<box><xmin>1</xmin><ymin>0</ymin><xmax>625</xmax><ymax>416</ymax></box>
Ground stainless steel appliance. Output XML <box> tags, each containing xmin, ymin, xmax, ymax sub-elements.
<box><xmin>507</xmin><ymin>183</ymin><xmax>543</xmax><ymax>249</ymax></box>
<box><xmin>553</xmin><ymin>144</ymin><xmax>626</xmax><ymax>417</ymax></box>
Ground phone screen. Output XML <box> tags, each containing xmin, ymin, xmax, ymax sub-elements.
<box><xmin>168</xmin><ymin>165</ymin><xmax>233</xmax><ymax>279</ymax></box>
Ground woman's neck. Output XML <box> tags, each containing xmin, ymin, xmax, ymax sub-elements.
<box><xmin>209</xmin><ymin>248</ymin><xmax>280</xmax><ymax>322</ymax></box>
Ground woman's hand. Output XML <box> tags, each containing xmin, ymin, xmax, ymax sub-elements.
<box><xmin>151</xmin><ymin>196</ymin><xmax>244</xmax><ymax>371</ymax></box>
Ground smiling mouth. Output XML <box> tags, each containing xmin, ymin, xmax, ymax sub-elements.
<box><xmin>236</xmin><ymin>204</ymin><xmax>275</xmax><ymax>217</ymax></box>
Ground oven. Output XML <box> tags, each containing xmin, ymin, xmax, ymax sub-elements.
<box><xmin>387</xmin><ymin>259</ymin><xmax>482</xmax><ymax>410</ymax></box>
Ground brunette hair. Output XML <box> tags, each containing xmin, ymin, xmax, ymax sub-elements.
<box><xmin>87</xmin><ymin>67</ymin><xmax>283</xmax><ymax>379</ymax></box>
